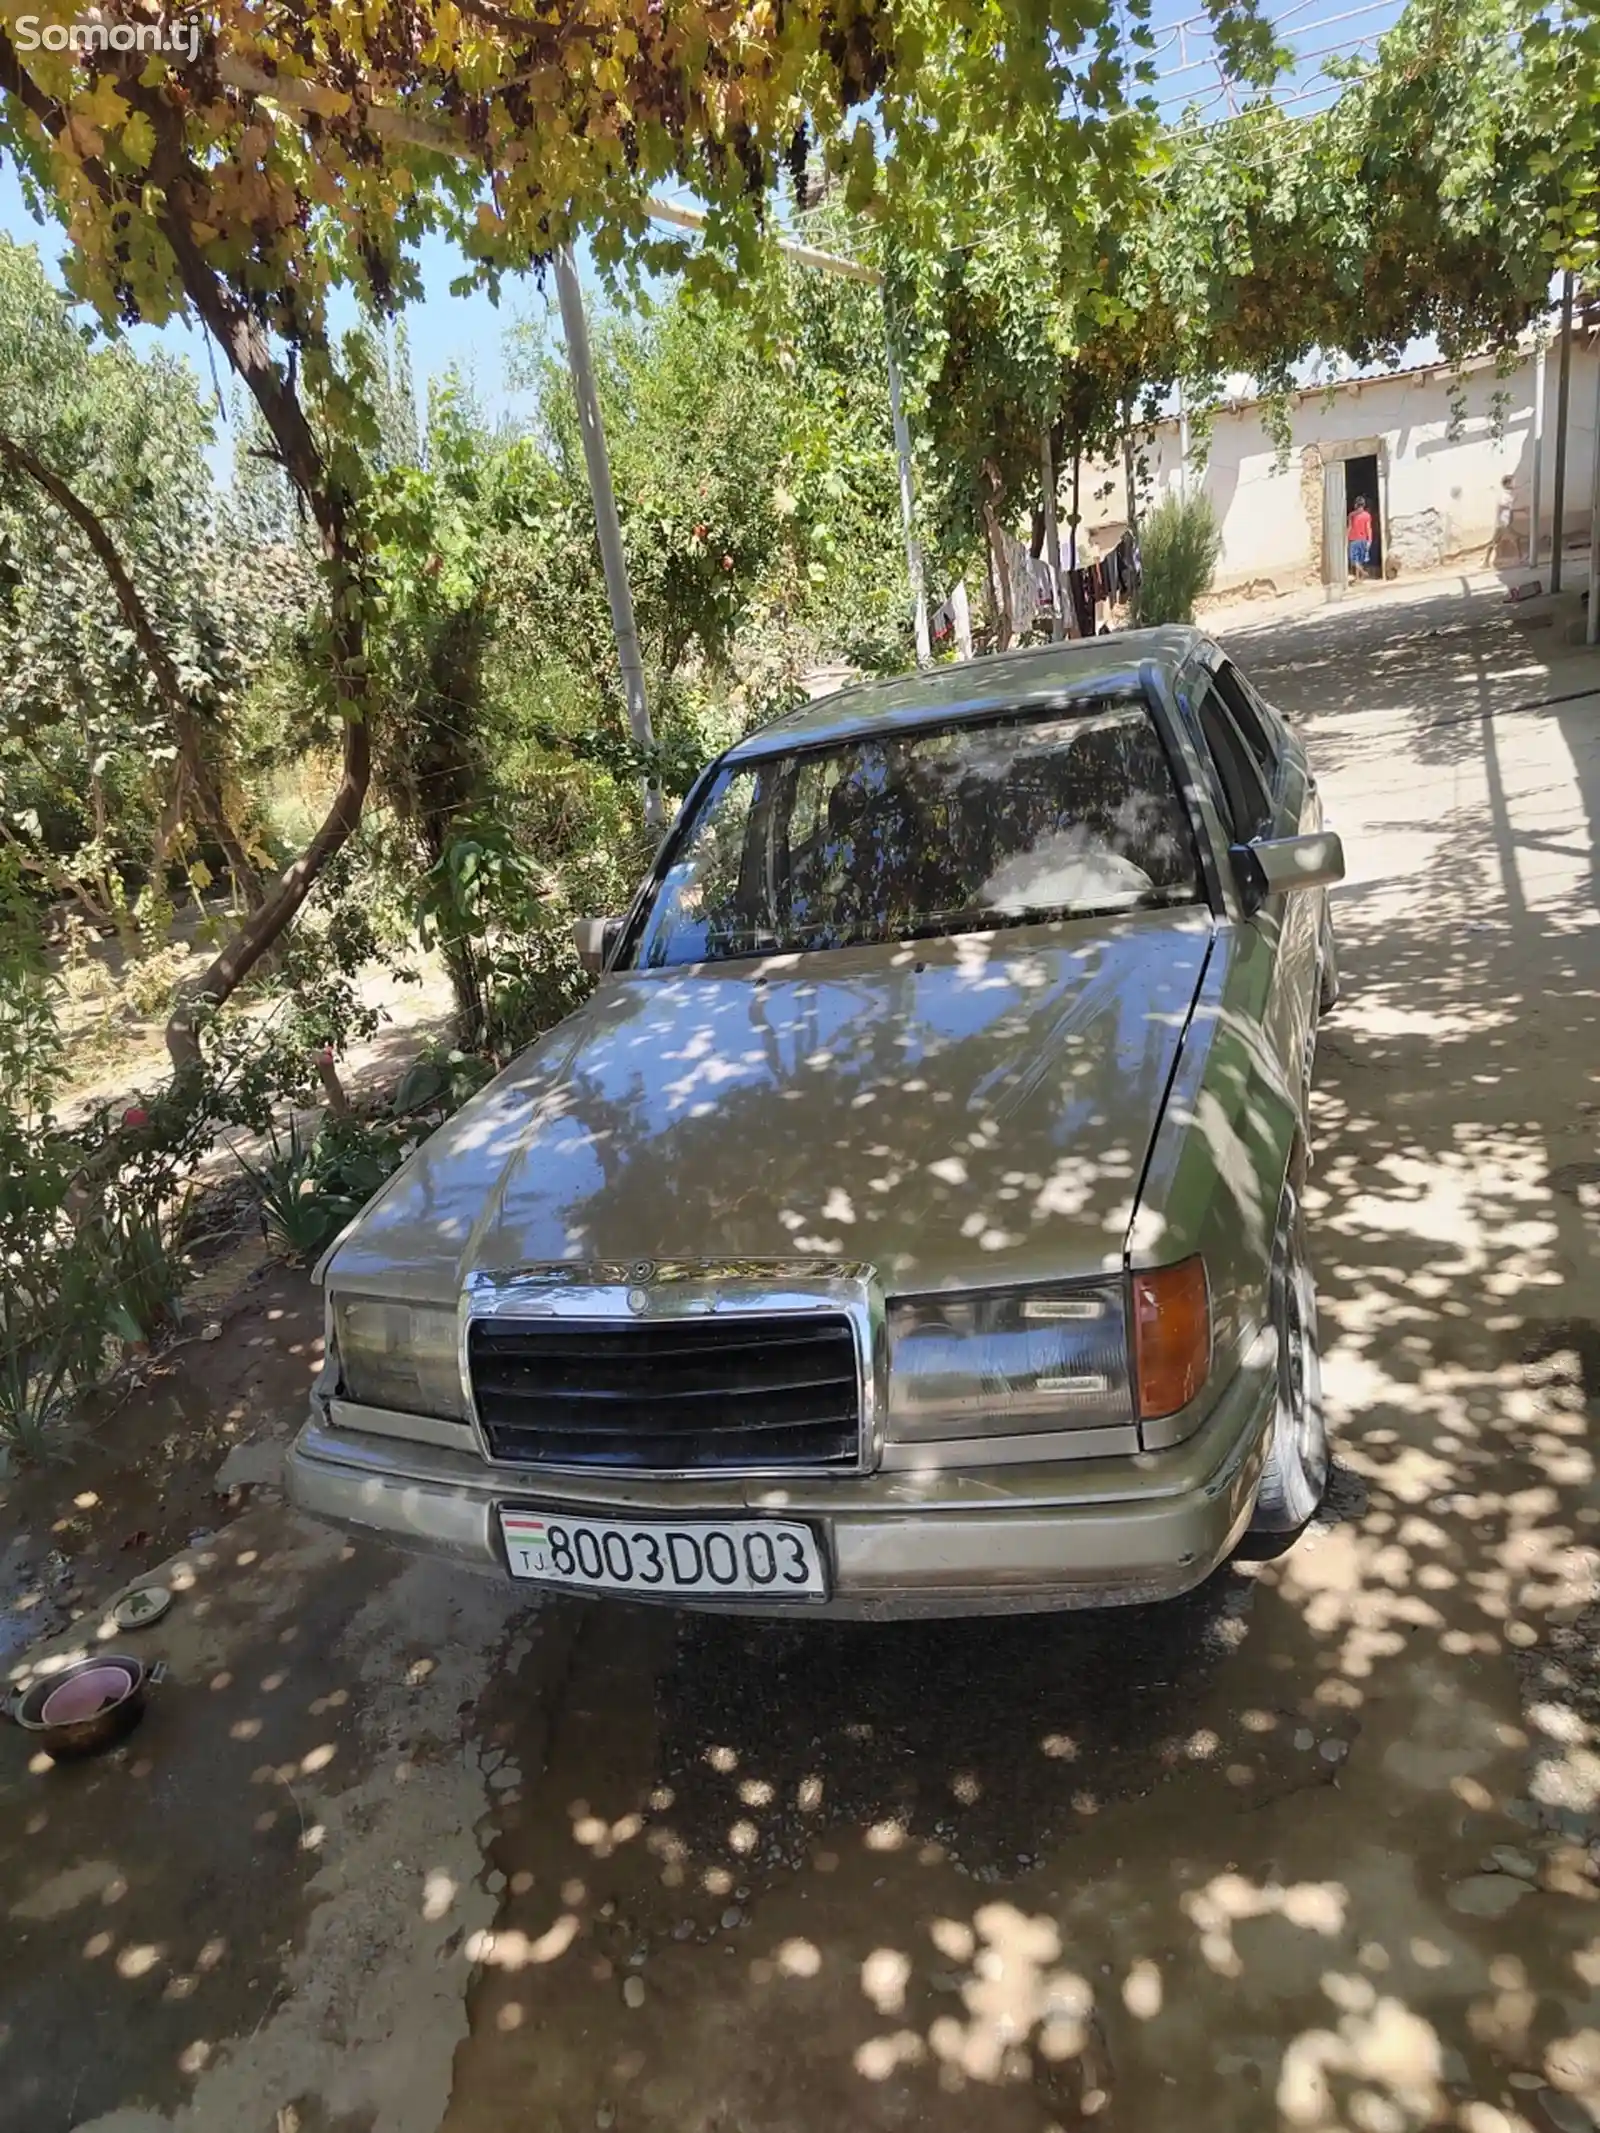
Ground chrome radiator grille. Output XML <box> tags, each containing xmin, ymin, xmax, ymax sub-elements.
<box><xmin>469</xmin><ymin>1313</ymin><xmax>862</xmax><ymax>1472</ymax></box>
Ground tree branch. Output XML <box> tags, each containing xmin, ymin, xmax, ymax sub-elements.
<box><xmin>0</xmin><ymin>429</ymin><xmax>266</xmax><ymax>913</ymax></box>
<box><xmin>0</xmin><ymin>818</ymin><xmax>116</xmax><ymax>929</ymax></box>
<box><xmin>0</xmin><ymin>29</ymin><xmax>376</xmax><ymax>1070</ymax></box>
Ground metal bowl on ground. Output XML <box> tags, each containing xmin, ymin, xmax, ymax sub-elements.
<box><xmin>7</xmin><ymin>1652</ymin><xmax>165</xmax><ymax>1759</ymax></box>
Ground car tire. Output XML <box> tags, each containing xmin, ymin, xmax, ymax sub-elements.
<box><xmin>1318</xmin><ymin>906</ymin><xmax>1341</xmax><ymax>1015</ymax></box>
<box><xmin>1240</xmin><ymin>1180</ymin><xmax>1329</xmax><ymax>1557</ymax></box>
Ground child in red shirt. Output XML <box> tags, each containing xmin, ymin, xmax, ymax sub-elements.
<box><xmin>1348</xmin><ymin>499</ymin><xmax>1374</xmax><ymax>578</ymax></box>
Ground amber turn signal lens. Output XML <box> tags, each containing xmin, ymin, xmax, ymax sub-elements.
<box><xmin>1132</xmin><ymin>1257</ymin><xmax>1211</xmax><ymax>1421</ymax></box>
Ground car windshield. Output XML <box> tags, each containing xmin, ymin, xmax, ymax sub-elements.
<box><xmin>630</xmin><ymin>696</ymin><xmax>1200</xmax><ymax>969</ymax></box>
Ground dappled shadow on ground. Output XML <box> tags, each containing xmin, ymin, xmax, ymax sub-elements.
<box><xmin>0</xmin><ymin>1279</ymin><xmax>341</xmax><ymax>2130</ymax></box>
<box><xmin>0</xmin><ymin>1531</ymin><xmax>366</xmax><ymax>2129</ymax></box>
<box><xmin>442</xmin><ymin>584</ymin><xmax>1600</xmax><ymax>2133</ymax></box>
<box><xmin>4</xmin><ymin>582</ymin><xmax>1599</xmax><ymax>2133</ymax></box>
<box><xmin>0</xmin><ymin>1513</ymin><xmax>510</xmax><ymax>2133</ymax></box>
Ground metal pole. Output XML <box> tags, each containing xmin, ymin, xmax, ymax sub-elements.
<box><xmin>1177</xmin><ymin>379</ymin><xmax>1191</xmax><ymax>501</ymax></box>
<box><xmin>950</xmin><ymin>579</ymin><xmax>973</xmax><ymax>660</ymax></box>
<box><xmin>554</xmin><ymin>245</ymin><xmax>664</xmax><ymax>829</ymax></box>
<box><xmin>1530</xmin><ymin>337</ymin><xmax>1547</xmax><ymax>570</ymax></box>
<box><xmin>1588</xmin><ymin>341</ymin><xmax>1600</xmax><ymax>646</ymax></box>
<box><xmin>1551</xmin><ymin>271</ymin><xmax>1575</xmax><ymax>596</ymax></box>
<box><xmin>643</xmin><ymin>196</ymin><xmax>880</xmax><ymax>284</ymax></box>
<box><xmin>1040</xmin><ymin>428</ymin><xmax>1066</xmax><ymax>642</ymax></box>
<box><xmin>885</xmin><ymin>336</ymin><xmax>931</xmax><ymax>665</ymax></box>
<box><xmin>1121</xmin><ymin>401</ymin><xmax>1140</xmax><ymax>540</ymax></box>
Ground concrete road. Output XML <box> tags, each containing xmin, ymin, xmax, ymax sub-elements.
<box><xmin>3</xmin><ymin>578</ymin><xmax>1598</xmax><ymax>2133</ymax></box>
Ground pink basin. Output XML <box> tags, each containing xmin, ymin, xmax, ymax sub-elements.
<box><xmin>39</xmin><ymin>1662</ymin><xmax>139</xmax><ymax>1727</ymax></box>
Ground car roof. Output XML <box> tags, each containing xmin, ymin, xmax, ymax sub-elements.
<box><xmin>725</xmin><ymin>627</ymin><xmax>1209</xmax><ymax>762</ymax></box>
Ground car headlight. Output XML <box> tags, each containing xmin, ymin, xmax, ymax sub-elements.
<box><xmin>886</xmin><ymin>1280</ymin><xmax>1133</xmax><ymax>1440</ymax></box>
<box><xmin>332</xmin><ymin>1295</ymin><xmax>466</xmax><ymax>1420</ymax></box>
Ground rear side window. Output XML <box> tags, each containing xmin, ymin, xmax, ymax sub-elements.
<box><xmin>1213</xmin><ymin>661</ymin><xmax>1279</xmax><ymax>781</ymax></box>
<box><xmin>1192</xmin><ymin>677</ymin><xmax>1272</xmax><ymax>843</ymax></box>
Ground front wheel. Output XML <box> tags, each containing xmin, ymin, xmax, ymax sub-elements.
<box><xmin>1241</xmin><ymin>1181</ymin><xmax>1329</xmax><ymax>1557</ymax></box>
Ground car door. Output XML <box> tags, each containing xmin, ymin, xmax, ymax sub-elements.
<box><xmin>1178</xmin><ymin>661</ymin><xmax>1311</xmax><ymax>1122</ymax></box>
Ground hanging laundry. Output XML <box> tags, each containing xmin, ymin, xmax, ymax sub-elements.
<box><xmin>1118</xmin><ymin>529</ymin><xmax>1141</xmax><ymax>596</ymax></box>
<box><xmin>993</xmin><ymin>525</ymin><xmax>1038</xmax><ymax>639</ymax></box>
<box><xmin>1070</xmin><ymin>567</ymin><xmax>1096</xmax><ymax>639</ymax></box>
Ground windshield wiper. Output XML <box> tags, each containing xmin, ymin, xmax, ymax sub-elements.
<box><xmin>890</xmin><ymin>893</ymin><xmax>1191</xmax><ymax>943</ymax></box>
<box><xmin>683</xmin><ymin>889</ymin><xmax>1195</xmax><ymax>962</ymax></box>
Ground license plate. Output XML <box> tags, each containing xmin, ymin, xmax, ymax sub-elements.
<box><xmin>499</xmin><ymin>1510</ymin><xmax>828</xmax><ymax>1599</ymax></box>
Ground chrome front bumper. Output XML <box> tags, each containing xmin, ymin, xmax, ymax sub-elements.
<box><xmin>286</xmin><ymin>1335</ymin><xmax>1275</xmax><ymax>1619</ymax></box>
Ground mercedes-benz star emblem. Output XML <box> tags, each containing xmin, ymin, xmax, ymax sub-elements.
<box><xmin>627</xmin><ymin>1287</ymin><xmax>649</xmax><ymax>1315</ymax></box>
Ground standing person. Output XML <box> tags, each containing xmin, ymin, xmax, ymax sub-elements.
<box><xmin>1348</xmin><ymin>495</ymin><xmax>1374</xmax><ymax>581</ymax></box>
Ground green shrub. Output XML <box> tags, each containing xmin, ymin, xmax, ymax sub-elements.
<box><xmin>0</xmin><ymin>1127</ymin><xmax>105</xmax><ymax>1454</ymax></box>
<box><xmin>234</xmin><ymin>1121</ymin><xmax>335</xmax><ymax>1263</ymax></box>
<box><xmin>237</xmin><ymin>1112</ymin><xmax>419</xmax><ymax>1264</ymax></box>
<box><xmin>0</xmin><ymin>923</ymin><xmax>205</xmax><ymax>1447</ymax></box>
<box><xmin>0</xmin><ymin>1123</ymin><xmax>193</xmax><ymax>1453</ymax></box>
<box><xmin>0</xmin><ymin>1021</ymin><xmax>340</xmax><ymax>1452</ymax></box>
<box><xmin>125</xmin><ymin>941</ymin><xmax>192</xmax><ymax>1020</ymax></box>
<box><xmin>392</xmin><ymin>1042</ymin><xmax>496</xmax><ymax>1120</ymax></box>
<box><xmin>480</xmin><ymin>924</ymin><xmax>592</xmax><ymax>1062</ymax></box>
<box><xmin>1134</xmin><ymin>492</ymin><xmax>1223</xmax><ymax>626</ymax></box>
<box><xmin>89</xmin><ymin>1174</ymin><xmax>193</xmax><ymax>1348</ymax></box>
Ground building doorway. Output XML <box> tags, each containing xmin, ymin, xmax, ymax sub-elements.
<box><xmin>1343</xmin><ymin>454</ymin><xmax>1383</xmax><ymax>579</ymax></box>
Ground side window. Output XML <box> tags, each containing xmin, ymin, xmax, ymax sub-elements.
<box><xmin>1212</xmin><ymin>660</ymin><xmax>1279</xmax><ymax>781</ymax></box>
<box><xmin>1192</xmin><ymin>676</ymin><xmax>1272</xmax><ymax>843</ymax></box>
<box><xmin>638</xmin><ymin>767</ymin><xmax>762</xmax><ymax>967</ymax></box>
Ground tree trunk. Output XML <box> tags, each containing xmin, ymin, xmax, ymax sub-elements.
<box><xmin>1068</xmin><ymin>444</ymin><xmax>1083</xmax><ymax>635</ymax></box>
<box><xmin>980</xmin><ymin>458</ymin><xmax>1016</xmax><ymax>653</ymax></box>
<box><xmin>411</xmin><ymin>603</ymin><xmax>490</xmax><ymax>1049</ymax></box>
<box><xmin>165</xmin><ymin>721</ymin><xmax>370</xmax><ymax>1068</ymax></box>
<box><xmin>0</xmin><ymin>431</ymin><xmax>267</xmax><ymax>914</ymax></box>
<box><xmin>0</xmin><ymin>40</ymin><xmax>378</xmax><ymax>1075</ymax></box>
<box><xmin>1029</xmin><ymin>418</ymin><xmax>1066</xmax><ymax>561</ymax></box>
<box><xmin>147</xmin><ymin>770</ymin><xmax>186</xmax><ymax>897</ymax></box>
<box><xmin>139</xmin><ymin>178</ymin><xmax>375</xmax><ymax>1071</ymax></box>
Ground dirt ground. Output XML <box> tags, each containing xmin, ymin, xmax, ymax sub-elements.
<box><xmin>2</xmin><ymin>574</ymin><xmax>1598</xmax><ymax>2133</ymax></box>
<box><xmin>0</xmin><ymin>1257</ymin><xmax>322</xmax><ymax>1674</ymax></box>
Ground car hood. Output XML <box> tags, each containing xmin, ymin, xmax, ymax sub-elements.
<box><xmin>326</xmin><ymin>910</ymin><xmax>1213</xmax><ymax>1301</ymax></box>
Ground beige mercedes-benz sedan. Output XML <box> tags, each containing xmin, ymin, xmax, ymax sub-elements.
<box><xmin>288</xmin><ymin>628</ymin><xmax>1343</xmax><ymax>1617</ymax></box>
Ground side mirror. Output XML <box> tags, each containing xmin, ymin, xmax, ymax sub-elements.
<box><xmin>573</xmin><ymin>915</ymin><xmax>624</xmax><ymax>974</ymax></box>
<box><xmin>1231</xmin><ymin>830</ymin><xmax>1345</xmax><ymax>913</ymax></box>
